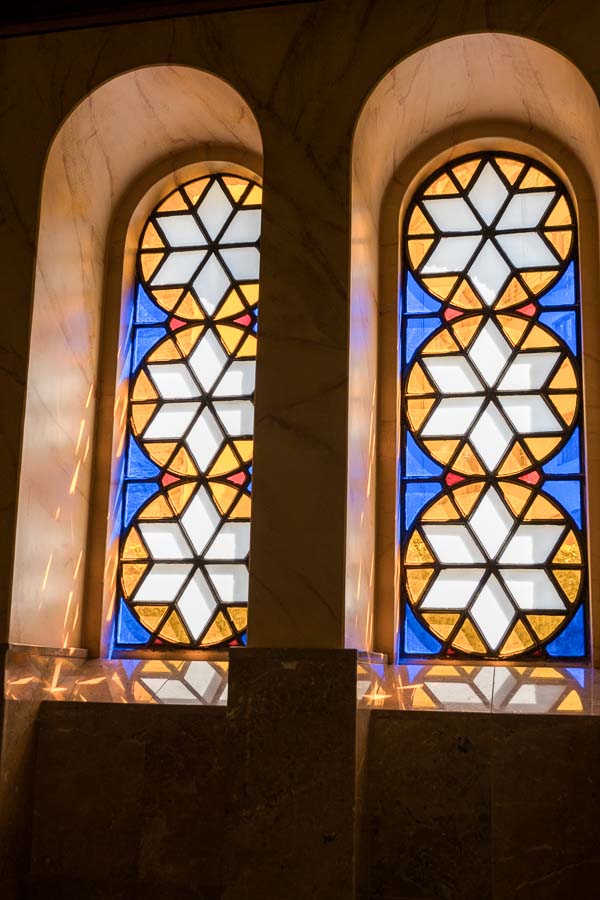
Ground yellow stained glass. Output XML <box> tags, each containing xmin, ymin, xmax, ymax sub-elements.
<box><xmin>210</xmin><ymin>445</ymin><xmax>241</xmax><ymax>477</ymax></box>
<box><xmin>451</xmin><ymin>160</ymin><xmax>479</xmax><ymax>188</ymax></box>
<box><xmin>521</xmin><ymin>167</ymin><xmax>555</xmax><ymax>189</ymax></box>
<box><xmin>223</xmin><ymin>175</ymin><xmax>250</xmax><ymax>201</ymax></box>
<box><xmin>453</xmin><ymin>482</ymin><xmax>484</xmax><ymax>515</ymax></box>
<box><xmin>422</xmin><ymin>329</ymin><xmax>459</xmax><ymax>354</ymax></box>
<box><xmin>228</xmin><ymin>606</ymin><xmax>248</xmax><ymax>631</ymax></box>
<box><xmin>235</xmin><ymin>334</ymin><xmax>258</xmax><ymax>359</ymax></box>
<box><xmin>546</xmin><ymin>196</ymin><xmax>572</xmax><ymax>228</ymax></box>
<box><xmin>151</xmin><ymin>288</ymin><xmax>184</xmax><ymax>312</ymax></box>
<box><xmin>526</xmin><ymin>614</ymin><xmax>565</xmax><ymax>640</ymax></box>
<box><xmin>408</xmin><ymin>238</ymin><xmax>434</xmax><ymax>268</ymax></box>
<box><xmin>422</xmin><ymin>494</ymin><xmax>460</xmax><ymax>521</ymax></box>
<box><xmin>243</xmin><ymin>185</ymin><xmax>263</xmax><ymax>206</ymax></box>
<box><xmin>218</xmin><ymin>289</ymin><xmax>246</xmax><ymax>319</ymax></box>
<box><xmin>175</xmin><ymin>325</ymin><xmax>204</xmax><ymax>355</ymax></box>
<box><xmin>135</xmin><ymin>605</ymin><xmax>168</xmax><ymax>632</ymax></box>
<box><xmin>422</xmin><ymin>439</ymin><xmax>459</xmax><ymax>465</ymax></box>
<box><xmin>216</xmin><ymin>324</ymin><xmax>245</xmax><ymax>355</ymax></box>
<box><xmin>145</xmin><ymin>442</ymin><xmax>176</xmax><ymax>467</ymax></box>
<box><xmin>241</xmin><ymin>284</ymin><xmax>259</xmax><ymax>304</ymax></box>
<box><xmin>157</xmin><ymin>191</ymin><xmax>188</xmax><ymax>212</ymax></box>
<box><xmin>121</xmin><ymin>563</ymin><xmax>148</xmax><ymax>598</ymax></box>
<box><xmin>160</xmin><ymin>610</ymin><xmax>189</xmax><ymax>644</ymax></box>
<box><xmin>453</xmin><ymin>620</ymin><xmax>486</xmax><ymax>654</ymax></box>
<box><xmin>422</xmin><ymin>613</ymin><xmax>459</xmax><ymax>640</ymax></box>
<box><xmin>523</xmin><ymin>436</ymin><xmax>562</xmax><ymax>461</ymax></box>
<box><xmin>422</xmin><ymin>275</ymin><xmax>458</xmax><ymax>300</ymax></box>
<box><xmin>495</xmin><ymin>278</ymin><xmax>528</xmax><ymax>311</ymax></box>
<box><xmin>169</xmin><ymin>446</ymin><xmax>198</xmax><ymax>478</ymax></box>
<box><xmin>405</xmin><ymin>531</ymin><xmax>434</xmax><ymax>564</ymax></box>
<box><xmin>142</xmin><ymin>222</ymin><xmax>165</xmax><ymax>250</ymax></box>
<box><xmin>209</xmin><ymin>481</ymin><xmax>239</xmax><ymax>515</ymax></box>
<box><xmin>176</xmin><ymin>292</ymin><xmax>204</xmax><ymax>319</ymax></box>
<box><xmin>407</xmin><ymin>398</ymin><xmax>435</xmax><ymax>430</ymax></box>
<box><xmin>184</xmin><ymin>179</ymin><xmax>209</xmax><ymax>205</ymax></box>
<box><xmin>148</xmin><ymin>337</ymin><xmax>182</xmax><ymax>362</ymax></box>
<box><xmin>495</xmin><ymin>157</ymin><xmax>524</xmax><ymax>184</ymax></box>
<box><xmin>524</xmin><ymin>494</ymin><xmax>561</xmax><ymax>521</ymax></box>
<box><xmin>553</xmin><ymin>569</ymin><xmax>582</xmax><ymax>603</ymax></box>
<box><xmin>497</xmin><ymin>314</ymin><xmax>529</xmax><ymax>346</ymax></box>
<box><xmin>451</xmin><ymin>280</ymin><xmax>482</xmax><ymax>310</ymax></box>
<box><xmin>406</xmin><ymin>362</ymin><xmax>434</xmax><ymax>396</ymax></box>
<box><xmin>521</xmin><ymin>325</ymin><xmax>558</xmax><ymax>350</ymax></box>
<box><xmin>424</xmin><ymin>173</ymin><xmax>459</xmax><ymax>196</ymax></box>
<box><xmin>408</xmin><ymin>206</ymin><xmax>434</xmax><ymax>235</ymax></box>
<box><xmin>452</xmin><ymin>443</ymin><xmax>484</xmax><ymax>476</ymax></box>
<box><xmin>139</xmin><ymin>494</ymin><xmax>172</xmax><ymax>520</ymax></box>
<box><xmin>500</xmin><ymin>620</ymin><xmax>532</xmax><ymax>656</ymax></box>
<box><xmin>203</xmin><ymin>612</ymin><xmax>233</xmax><ymax>644</ymax></box>
<box><xmin>549</xmin><ymin>358</ymin><xmax>577</xmax><ymax>390</ymax></box>
<box><xmin>132</xmin><ymin>370</ymin><xmax>158</xmax><ymax>402</ymax></box>
<box><xmin>131</xmin><ymin>402</ymin><xmax>156</xmax><ymax>436</ymax></box>
<box><xmin>234</xmin><ymin>440</ymin><xmax>253</xmax><ymax>464</ymax></box>
<box><xmin>549</xmin><ymin>392</ymin><xmax>577</xmax><ymax>424</ymax></box>
<box><xmin>141</xmin><ymin>252</ymin><xmax>164</xmax><ymax>281</ymax></box>
<box><xmin>452</xmin><ymin>315</ymin><xmax>482</xmax><ymax>348</ymax></box>
<box><xmin>520</xmin><ymin>270</ymin><xmax>556</xmax><ymax>295</ymax></box>
<box><xmin>406</xmin><ymin>567</ymin><xmax>434</xmax><ymax>605</ymax></box>
<box><xmin>557</xmin><ymin>690</ymin><xmax>583</xmax><ymax>712</ymax></box>
<box><xmin>498</xmin><ymin>441</ymin><xmax>531</xmax><ymax>476</ymax></box>
<box><xmin>553</xmin><ymin>530</ymin><xmax>582</xmax><ymax>565</ymax></box>
<box><xmin>230</xmin><ymin>493</ymin><xmax>251</xmax><ymax>519</ymax></box>
<box><xmin>546</xmin><ymin>229</ymin><xmax>572</xmax><ymax>260</ymax></box>
<box><xmin>122</xmin><ymin>528</ymin><xmax>147</xmax><ymax>560</ymax></box>
<box><xmin>498</xmin><ymin>482</ymin><xmax>532</xmax><ymax>515</ymax></box>
<box><xmin>167</xmin><ymin>481</ymin><xmax>197</xmax><ymax>515</ymax></box>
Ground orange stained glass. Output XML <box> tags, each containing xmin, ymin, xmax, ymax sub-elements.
<box><xmin>405</xmin><ymin>531</ymin><xmax>434</xmax><ymax>564</ymax></box>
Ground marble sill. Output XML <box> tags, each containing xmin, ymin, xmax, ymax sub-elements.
<box><xmin>2</xmin><ymin>648</ymin><xmax>597</xmax><ymax>714</ymax></box>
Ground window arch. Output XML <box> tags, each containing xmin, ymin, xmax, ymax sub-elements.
<box><xmin>399</xmin><ymin>151</ymin><xmax>588</xmax><ymax>660</ymax></box>
<box><xmin>115</xmin><ymin>172</ymin><xmax>261</xmax><ymax>651</ymax></box>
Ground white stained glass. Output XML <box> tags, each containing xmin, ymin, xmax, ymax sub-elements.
<box><xmin>151</xmin><ymin>250</ymin><xmax>206</xmax><ymax>286</ymax></box>
<box><xmin>496</xmin><ymin>191</ymin><xmax>555</xmax><ymax>230</ymax></box>
<box><xmin>181</xmin><ymin>486</ymin><xmax>221</xmax><ymax>554</ymax></box>
<box><xmin>468</xmin><ymin>402</ymin><xmax>513</xmax><ymax>470</ymax></box>
<box><xmin>467</xmin><ymin>240</ymin><xmax>511</xmax><ymax>305</ymax></box>
<box><xmin>193</xmin><ymin>255</ymin><xmax>231</xmax><ymax>313</ymax></box>
<box><xmin>422</xmin><ymin>356</ymin><xmax>482</xmax><ymax>394</ymax></box>
<box><xmin>188</xmin><ymin>330</ymin><xmax>227</xmax><ymax>392</ymax></box>
<box><xmin>468</xmin><ymin>320</ymin><xmax>512</xmax><ymax>386</ymax></box>
<box><xmin>467</xmin><ymin>162</ymin><xmax>508</xmax><ymax>224</ymax></box>
<box><xmin>470</xmin><ymin>575</ymin><xmax>515</xmax><ymax>649</ymax></box>
<box><xmin>147</xmin><ymin>363</ymin><xmax>201</xmax><ymax>400</ymax></box>
<box><xmin>422</xmin><ymin>525</ymin><xmax>485</xmax><ymax>564</ymax></box>
<box><xmin>220</xmin><ymin>247</ymin><xmax>261</xmax><ymax>281</ymax></box>
<box><xmin>197</xmin><ymin>181</ymin><xmax>233</xmax><ymax>239</ymax></box>
<box><xmin>499</xmin><ymin>395</ymin><xmax>562</xmax><ymax>433</ymax></box>
<box><xmin>138</xmin><ymin>522</ymin><xmax>192</xmax><ymax>560</ymax></box>
<box><xmin>500</xmin><ymin>568</ymin><xmax>565</xmax><ymax>610</ymax></box>
<box><xmin>134</xmin><ymin>563</ymin><xmax>191</xmax><ymax>603</ymax></box>
<box><xmin>177</xmin><ymin>570</ymin><xmax>217</xmax><ymax>640</ymax></box>
<box><xmin>213</xmin><ymin>400</ymin><xmax>255</xmax><ymax>436</ymax></box>
<box><xmin>420</xmin><ymin>568</ymin><xmax>484</xmax><ymax>608</ymax></box>
<box><xmin>205</xmin><ymin>522</ymin><xmax>251</xmax><ymax>560</ymax></box>
<box><xmin>499</xmin><ymin>524</ymin><xmax>565</xmax><ymax>565</ymax></box>
<box><xmin>420</xmin><ymin>396</ymin><xmax>483</xmax><ymax>437</ymax></box>
<box><xmin>186</xmin><ymin>408</ymin><xmax>224</xmax><ymax>470</ymax></box>
<box><xmin>422</xmin><ymin>198</ymin><xmax>480</xmax><ymax>232</ymax></box>
<box><xmin>206</xmin><ymin>563</ymin><xmax>249</xmax><ymax>604</ymax></box>
<box><xmin>213</xmin><ymin>360</ymin><xmax>256</xmax><ymax>397</ymax></box>
<box><xmin>222</xmin><ymin>209</ymin><xmax>262</xmax><ymax>244</ymax></box>
<box><xmin>143</xmin><ymin>402</ymin><xmax>198</xmax><ymax>440</ymax></box>
<box><xmin>420</xmin><ymin>236</ymin><xmax>481</xmax><ymax>274</ymax></box>
<box><xmin>496</xmin><ymin>232</ymin><xmax>558</xmax><ymax>268</ymax></box>
<box><xmin>468</xmin><ymin>487</ymin><xmax>514</xmax><ymax>558</ymax></box>
<box><xmin>156</xmin><ymin>214</ymin><xmax>207</xmax><ymax>248</ymax></box>
<box><xmin>497</xmin><ymin>352</ymin><xmax>560</xmax><ymax>391</ymax></box>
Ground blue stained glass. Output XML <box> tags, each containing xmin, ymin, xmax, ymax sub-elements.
<box><xmin>239</xmin><ymin>632</ymin><xmax>248</xmax><ymax>645</ymax></box>
<box><xmin>404</xmin><ymin>481</ymin><xmax>442</xmax><ymax>530</ymax></box>
<box><xmin>126</xmin><ymin>436</ymin><xmax>161</xmax><ymax>480</ymax></box>
<box><xmin>546</xmin><ymin>605</ymin><xmax>586</xmax><ymax>657</ymax></box>
<box><xmin>539</xmin><ymin>310</ymin><xmax>577</xmax><ymax>354</ymax></box>
<box><xmin>542</xmin><ymin>429</ymin><xmax>581</xmax><ymax>475</ymax></box>
<box><xmin>135</xmin><ymin>286</ymin><xmax>168</xmax><ymax>324</ymax></box>
<box><xmin>124</xmin><ymin>481</ymin><xmax>159</xmax><ymax>528</ymax></box>
<box><xmin>405</xmin><ymin>317</ymin><xmax>441</xmax><ymax>363</ymax></box>
<box><xmin>403</xmin><ymin>605</ymin><xmax>442</xmax><ymax>655</ymax></box>
<box><xmin>132</xmin><ymin>326</ymin><xmax>167</xmax><ymax>372</ymax></box>
<box><xmin>542</xmin><ymin>479</ymin><xmax>582</xmax><ymax>528</ymax></box>
<box><xmin>117</xmin><ymin>599</ymin><xmax>150</xmax><ymax>645</ymax></box>
<box><xmin>566</xmin><ymin>666</ymin><xmax>586</xmax><ymax>688</ymax></box>
<box><xmin>539</xmin><ymin>262</ymin><xmax>576</xmax><ymax>307</ymax></box>
<box><xmin>405</xmin><ymin>272</ymin><xmax>442</xmax><ymax>314</ymax></box>
<box><xmin>404</xmin><ymin>432</ymin><xmax>443</xmax><ymax>479</ymax></box>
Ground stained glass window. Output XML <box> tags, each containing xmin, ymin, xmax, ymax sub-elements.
<box><xmin>114</xmin><ymin>173</ymin><xmax>261</xmax><ymax>651</ymax></box>
<box><xmin>399</xmin><ymin>152</ymin><xmax>588</xmax><ymax>660</ymax></box>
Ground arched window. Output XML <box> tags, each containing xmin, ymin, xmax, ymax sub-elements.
<box><xmin>115</xmin><ymin>172</ymin><xmax>261</xmax><ymax>651</ymax></box>
<box><xmin>399</xmin><ymin>151</ymin><xmax>587</xmax><ymax>660</ymax></box>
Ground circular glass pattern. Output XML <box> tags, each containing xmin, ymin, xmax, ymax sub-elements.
<box><xmin>404</xmin><ymin>481</ymin><xmax>584</xmax><ymax>658</ymax></box>
<box><xmin>405</xmin><ymin>153</ymin><xmax>575</xmax><ymax>309</ymax></box>
<box><xmin>404</xmin><ymin>313</ymin><xmax>580</xmax><ymax>476</ymax></box>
